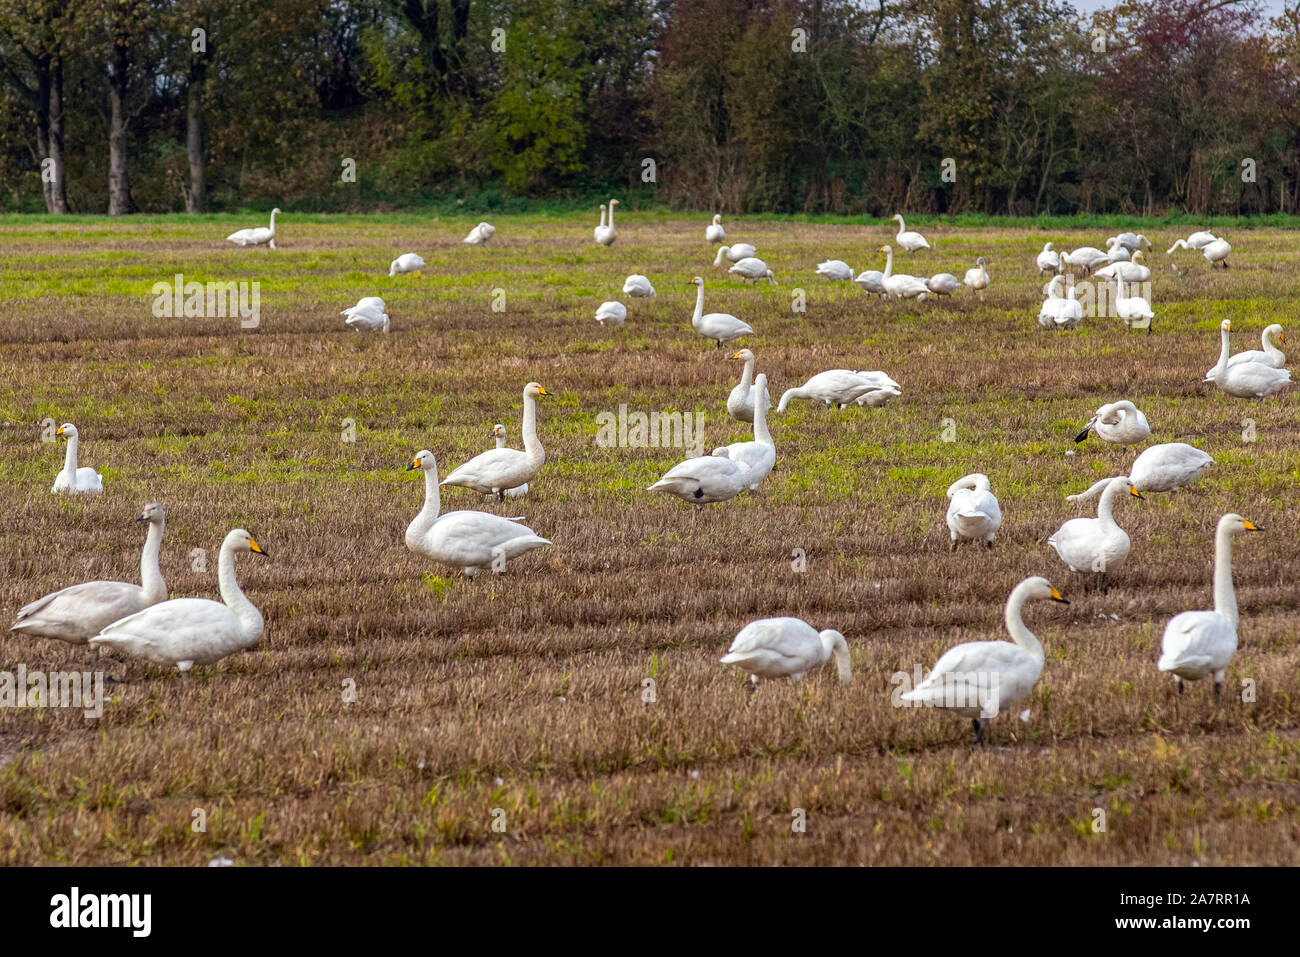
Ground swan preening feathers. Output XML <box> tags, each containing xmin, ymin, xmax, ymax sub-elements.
<box><xmin>462</xmin><ymin>222</ymin><xmax>496</xmax><ymax>245</ymax></box>
<box><xmin>50</xmin><ymin>423</ymin><xmax>103</xmax><ymax>495</ymax></box>
<box><xmin>1074</xmin><ymin>400</ymin><xmax>1150</xmax><ymax>447</ymax></box>
<box><xmin>946</xmin><ymin>473</ymin><xmax>1001</xmax><ymax>549</ymax></box>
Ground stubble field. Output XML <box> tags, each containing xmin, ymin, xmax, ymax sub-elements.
<box><xmin>1</xmin><ymin>211</ymin><xmax>1298</xmax><ymax>865</ymax></box>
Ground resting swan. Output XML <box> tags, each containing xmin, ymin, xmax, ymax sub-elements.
<box><xmin>647</xmin><ymin>449</ymin><xmax>751</xmax><ymax>508</ymax></box>
<box><xmin>689</xmin><ymin>276</ymin><xmax>753</xmax><ymax>346</ymax></box>
<box><xmin>51</xmin><ymin>423</ymin><xmax>103</xmax><ymax>495</ymax></box>
<box><xmin>705</xmin><ymin>215</ymin><xmax>725</xmax><ymax>244</ymax></box>
<box><xmin>1037</xmin><ymin>242</ymin><xmax>1060</xmax><ymax>276</ymax></box>
<box><xmin>945</xmin><ymin>473</ymin><xmax>1001</xmax><ymax>549</ymax></box>
<box><xmin>717</xmin><ymin>374</ymin><xmax>774</xmax><ymax>491</ymax></box>
<box><xmin>1068</xmin><ymin>443</ymin><xmax>1213</xmax><ymax>499</ymax></box>
<box><xmin>877</xmin><ymin>245</ymin><xmax>929</xmax><ymax>300</ymax></box>
<box><xmin>721</xmin><ymin>618</ymin><xmax>851</xmax><ymax>685</ymax></box>
<box><xmin>406</xmin><ymin>450</ymin><xmax>550</xmax><ymax>575</ymax></box>
<box><xmin>90</xmin><ymin>528</ymin><xmax>266</xmax><ymax>675</ymax></box>
<box><xmin>462</xmin><ymin>222</ymin><xmax>496</xmax><ymax>245</ymax></box>
<box><xmin>727</xmin><ymin>349</ymin><xmax>771</xmax><ymax>423</ymax></box>
<box><xmin>900</xmin><ymin>576</ymin><xmax>1068</xmax><ymax>744</ymax></box>
<box><xmin>594</xmin><ymin>199</ymin><xmax>618</xmax><ymax>246</ymax></box>
<box><xmin>1159</xmin><ymin>514</ymin><xmax>1260</xmax><ymax>701</ymax></box>
<box><xmin>1205</xmin><ymin>320</ymin><xmax>1292</xmax><ymax>397</ymax></box>
<box><xmin>891</xmin><ymin>214</ymin><xmax>930</xmax><ymax>252</ymax></box>
<box><xmin>1074</xmin><ymin>400</ymin><xmax>1150</xmax><ymax>448</ymax></box>
<box><xmin>441</xmin><ymin>382</ymin><xmax>549</xmax><ymax>499</ymax></box>
<box><xmin>11</xmin><ymin>503</ymin><xmax>167</xmax><ymax>654</ymax></box>
<box><xmin>1049</xmin><ymin>475</ymin><xmax>1140</xmax><ymax>580</ymax></box>
<box><xmin>714</xmin><ymin>244</ymin><xmax>757</xmax><ymax>265</ymax></box>
<box><xmin>226</xmin><ymin>208</ymin><xmax>280</xmax><ymax>250</ymax></box>
<box><xmin>1225</xmin><ymin>323</ymin><xmax>1285</xmax><ymax>369</ymax></box>
<box><xmin>962</xmin><ymin>257</ymin><xmax>990</xmax><ymax>298</ymax></box>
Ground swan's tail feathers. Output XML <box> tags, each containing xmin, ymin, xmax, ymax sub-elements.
<box><xmin>1065</xmin><ymin>477</ymin><xmax>1112</xmax><ymax>503</ymax></box>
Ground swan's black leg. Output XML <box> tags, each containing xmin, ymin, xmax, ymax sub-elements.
<box><xmin>1177</xmin><ymin>678</ymin><xmax>1185</xmax><ymax>695</ymax></box>
<box><xmin>950</xmin><ymin>540</ymin><xmax>958</xmax><ymax>552</ymax></box>
<box><xmin>1214</xmin><ymin>679</ymin><xmax>1222</xmax><ymax>702</ymax></box>
<box><xmin>986</xmin><ymin>540</ymin><xmax>994</xmax><ymax>549</ymax></box>
<box><xmin>972</xmin><ymin>719</ymin><xmax>986</xmax><ymax>746</ymax></box>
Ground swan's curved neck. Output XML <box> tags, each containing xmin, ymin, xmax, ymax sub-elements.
<box><xmin>713</xmin><ymin>246</ymin><xmax>726</xmax><ymax>266</ymax></box>
<box><xmin>407</xmin><ymin>465</ymin><xmax>442</xmax><ymax>546</ymax></box>
<box><xmin>1096</xmin><ymin>479</ymin><xmax>1126</xmax><ymax>529</ymax></box>
<box><xmin>61</xmin><ymin>434</ymin><xmax>78</xmax><ymax>474</ymax></box>
<box><xmin>140</xmin><ymin>519</ymin><xmax>166</xmax><ymax>603</ymax></box>
<box><xmin>1264</xmin><ymin>328</ymin><xmax>1284</xmax><ymax>360</ymax></box>
<box><xmin>882</xmin><ymin>248</ymin><xmax>894</xmax><ymax>279</ymax></box>
<box><xmin>692</xmin><ymin>283</ymin><xmax>705</xmax><ymax>324</ymax></box>
<box><xmin>521</xmin><ymin>392</ymin><xmax>544</xmax><ymax>464</ymax></box>
<box><xmin>1004</xmin><ymin>585</ymin><xmax>1044</xmax><ymax>660</ymax></box>
<box><xmin>737</xmin><ymin>356</ymin><xmax>754</xmax><ymax>391</ymax></box>
<box><xmin>895</xmin><ymin>216</ymin><xmax>906</xmax><ymax>233</ymax></box>
<box><xmin>217</xmin><ymin>540</ymin><xmax>261</xmax><ymax>640</ymax></box>
<box><xmin>822</xmin><ymin>633</ymin><xmax>852</xmax><ymax>682</ymax></box>
<box><xmin>1213</xmin><ymin>326</ymin><xmax>1231</xmax><ymax>377</ymax></box>
<box><xmin>1213</xmin><ymin>524</ymin><xmax>1240</xmax><ymax>627</ymax></box>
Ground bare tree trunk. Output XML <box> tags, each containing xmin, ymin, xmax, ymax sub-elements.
<box><xmin>185</xmin><ymin>64</ymin><xmax>205</xmax><ymax>213</ymax></box>
<box><xmin>107</xmin><ymin>44</ymin><xmax>133</xmax><ymax>216</ymax></box>
<box><xmin>47</xmin><ymin>59</ymin><xmax>67</xmax><ymax>213</ymax></box>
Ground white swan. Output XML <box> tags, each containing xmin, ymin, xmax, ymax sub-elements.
<box><xmin>1096</xmin><ymin>251</ymin><xmax>1150</xmax><ymax>283</ymax></box>
<box><xmin>90</xmin><ymin>528</ymin><xmax>266</xmax><ymax>675</ymax></box>
<box><xmin>717</xmin><ymin>374</ymin><xmax>774</xmax><ymax>491</ymax></box>
<box><xmin>1068</xmin><ymin>444</ymin><xmax>1212</xmax><ymax>500</ymax></box>
<box><xmin>851</xmin><ymin>370</ymin><xmax>902</xmax><ymax>407</ymax></box>
<box><xmin>389</xmin><ymin>253</ymin><xmax>425</xmax><ymax>276</ymax></box>
<box><xmin>594</xmin><ymin>198</ymin><xmax>619</xmax><ymax>246</ymax></box>
<box><xmin>594</xmin><ymin>300</ymin><xmax>627</xmax><ymax>327</ymax></box>
<box><xmin>705</xmin><ymin>214</ymin><xmax>725</xmax><ymax>244</ymax></box>
<box><xmin>776</xmin><ymin>370</ymin><xmax>881</xmax><ymax>411</ymax></box>
<box><xmin>50</xmin><ymin>423</ymin><xmax>103</xmax><ymax>495</ymax></box>
<box><xmin>926</xmin><ymin>273</ymin><xmax>960</xmax><ymax>297</ymax></box>
<box><xmin>1063</xmin><ymin>246</ymin><xmax>1108</xmax><ymax>275</ymax></box>
<box><xmin>901</xmin><ymin>576</ymin><xmax>1068</xmax><ymax>744</ymax></box>
<box><xmin>441</xmin><ymin>382</ymin><xmax>548</xmax><ymax>499</ymax></box>
<box><xmin>1158</xmin><ymin>513</ymin><xmax>1259</xmax><ymax>700</ymax></box>
<box><xmin>962</xmin><ymin>256</ymin><xmax>990</xmax><ymax>298</ymax></box>
<box><xmin>727</xmin><ymin>257</ymin><xmax>776</xmax><ymax>284</ymax></box>
<box><xmin>1074</xmin><ymin>400</ymin><xmax>1150</xmax><ymax>448</ymax></box>
<box><xmin>1226</xmin><ymin>323</ymin><xmax>1285</xmax><ymax>369</ymax></box>
<box><xmin>1180</xmin><ymin>230</ymin><xmax>1218</xmax><ymax>250</ymax></box>
<box><xmin>721</xmin><ymin>618</ymin><xmax>851</xmax><ymax>685</ymax></box>
<box><xmin>341</xmin><ymin>296</ymin><xmax>385</xmax><ymax>320</ymax></box>
<box><xmin>726</xmin><ymin>349</ymin><xmax>771</xmax><ymax>423</ymax></box>
<box><xmin>647</xmin><ymin>449</ymin><xmax>751</xmax><ymax>508</ymax></box>
<box><xmin>891</xmin><ymin>214</ymin><xmax>930</xmax><ymax>252</ymax></box>
<box><xmin>341</xmin><ymin>295</ymin><xmax>389</xmax><ymax>333</ymax></box>
<box><xmin>1048</xmin><ymin>476</ymin><xmax>1140</xmax><ymax>580</ymax></box>
<box><xmin>1104</xmin><ymin>238</ymin><xmax>1131</xmax><ymax>263</ymax></box>
<box><xmin>11</xmin><ymin>503</ymin><xmax>166</xmax><ymax>653</ymax></box>
<box><xmin>622</xmin><ymin>274</ymin><xmax>656</xmax><ymax>298</ymax></box>
<box><xmin>226</xmin><ymin>208</ymin><xmax>280</xmax><ymax>250</ymax></box>
<box><xmin>877</xmin><ymin>245</ymin><xmax>929</xmax><ymax>300</ymax></box>
<box><xmin>1112</xmin><ymin>232</ymin><xmax>1152</xmax><ymax>252</ymax></box>
<box><xmin>490</xmin><ymin>425</ymin><xmax>528</xmax><ymax>498</ymax></box>
<box><xmin>1205</xmin><ymin>320</ymin><xmax>1292</xmax><ymax>397</ymax></box>
<box><xmin>1113</xmin><ymin>278</ymin><xmax>1154</xmax><ymax>332</ymax></box>
<box><xmin>945</xmin><ymin>473</ymin><xmax>1001</xmax><ymax>549</ymax></box>
<box><xmin>406</xmin><ymin>450</ymin><xmax>550</xmax><ymax>575</ymax></box>
<box><xmin>1037</xmin><ymin>276</ymin><xmax>1077</xmax><ymax>330</ymax></box>
<box><xmin>816</xmin><ymin>260</ymin><xmax>855</xmax><ymax>281</ymax></box>
<box><xmin>593</xmin><ymin>204</ymin><xmax>606</xmax><ymax>242</ymax></box>
<box><xmin>713</xmin><ymin>244</ymin><xmax>756</xmax><ymax>265</ymax></box>
<box><xmin>689</xmin><ymin>276</ymin><xmax>753</xmax><ymax>347</ymax></box>
<box><xmin>853</xmin><ymin>269</ymin><xmax>886</xmax><ymax>298</ymax></box>
<box><xmin>462</xmin><ymin>222</ymin><xmax>496</xmax><ymax>245</ymax></box>
<box><xmin>1169</xmin><ymin>236</ymin><xmax>1230</xmax><ymax>267</ymax></box>
<box><xmin>1036</xmin><ymin>242</ymin><xmax>1060</xmax><ymax>277</ymax></box>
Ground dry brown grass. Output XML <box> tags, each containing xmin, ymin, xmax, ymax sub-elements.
<box><xmin>0</xmin><ymin>214</ymin><xmax>1298</xmax><ymax>865</ymax></box>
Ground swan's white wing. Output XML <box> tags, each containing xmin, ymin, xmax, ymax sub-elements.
<box><xmin>93</xmin><ymin>598</ymin><xmax>247</xmax><ymax>665</ymax></box>
<box><xmin>1159</xmin><ymin>611</ymin><xmax>1235</xmax><ymax>676</ymax></box>
<box><xmin>441</xmin><ymin>448</ymin><xmax>534</xmax><ymax>491</ymax></box>
<box><xmin>13</xmin><ymin>580</ymin><xmax>150</xmax><ymax>642</ymax></box>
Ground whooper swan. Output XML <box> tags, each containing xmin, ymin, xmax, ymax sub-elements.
<box><xmin>721</xmin><ymin>617</ymin><xmax>851</xmax><ymax>686</ymax></box>
<box><xmin>646</xmin><ymin>449</ymin><xmax>751</xmax><ymax>509</ymax></box>
<box><xmin>891</xmin><ymin>214</ymin><xmax>930</xmax><ymax>252</ymax></box>
<box><xmin>689</xmin><ymin>276</ymin><xmax>753</xmax><ymax>346</ymax></box>
<box><xmin>1073</xmin><ymin>400</ymin><xmax>1150</xmax><ymax>448</ymax></box>
<box><xmin>1205</xmin><ymin>320</ymin><xmax>1292</xmax><ymax>397</ymax></box>
<box><xmin>462</xmin><ymin>222</ymin><xmax>496</xmax><ymax>245</ymax></box>
<box><xmin>226</xmin><ymin>208</ymin><xmax>280</xmax><ymax>250</ymax></box>
<box><xmin>853</xmin><ymin>269</ymin><xmax>886</xmax><ymax>298</ymax></box>
<box><xmin>594</xmin><ymin>301</ymin><xmax>627</xmax><ymax>327</ymax></box>
<box><xmin>946</xmin><ymin>473</ymin><xmax>1002</xmax><ymax>549</ymax></box>
<box><xmin>1048</xmin><ymin>476</ymin><xmax>1140</xmax><ymax>583</ymax></box>
<box><xmin>341</xmin><ymin>295</ymin><xmax>389</xmax><ymax>333</ymax></box>
<box><xmin>705</xmin><ymin>214</ymin><xmax>725</xmax><ymax>244</ymax></box>
<box><xmin>816</xmin><ymin>260</ymin><xmax>855</xmax><ymax>281</ymax></box>
<box><xmin>727</xmin><ymin>257</ymin><xmax>776</xmax><ymax>284</ymax></box>
<box><xmin>491</xmin><ymin>424</ymin><xmax>528</xmax><ymax>498</ymax></box>
<box><xmin>50</xmin><ymin>423</ymin><xmax>103</xmax><ymax>495</ymax></box>
<box><xmin>925</xmin><ymin>273</ymin><xmax>960</xmax><ymax>297</ymax></box>
<box><xmin>441</xmin><ymin>383</ymin><xmax>549</xmax><ymax>499</ymax></box>
<box><xmin>1169</xmin><ymin>235</ymin><xmax>1230</xmax><ymax>266</ymax></box>
<box><xmin>1225</xmin><ymin>323</ymin><xmax>1285</xmax><ymax>369</ymax></box>
<box><xmin>717</xmin><ymin>373</ymin><xmax>774</xmax><ymax>491</ymax></box>
<box><xmin>775</xmin><ymin>370</ymin><xmax>883</xmax><ymax>412</ymax></box>
<box><xmin>962</xmin><ymin>257</ymin><xmax>990</xmax><ymax>298</ymax></box>
<box><xmin>389</xmin><ymin>253</ymin><xmax>425</xmax><ymax>277</ymax></box>
<box><xmin>1036</xmin><ymin>242</ymin><xmax>1060</xmax><ymax>277</ymax></box>
<box><xmin>877</xmin><ymin>245</ymin><xmax>929</xmax><ymax>300</ymax></box>
<box><xmin>594</xmin><ymin>198</ymin><xmax>619</xmax><ymax>246</ymax></box>
<box><xmin>726</xmin><ymin>348</ymin><xmax>771</xmax><ymax>423</ymax></box>
<box><xmin>623</xmin><ymin>274</ymin><xmax>656</xmax><ymax>298</ymax></box>
<box><xmin>713</xmin><ymin>244</ymin><xmax>757</xmax><ymax>265</ymax></box>
<box><xmin>1067</xmin><ymin>443</ymin><xmax>1212</xmax><ymax>499</ymax></box>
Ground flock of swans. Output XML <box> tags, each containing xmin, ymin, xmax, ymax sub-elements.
<box><xmin>12</xmin><ymin>207</ymin><xmax>1286</xmax><ymax>746</ymax></box>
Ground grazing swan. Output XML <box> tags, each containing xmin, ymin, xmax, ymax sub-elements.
<box><xmin>1174</xmin><ymin>230</ymin><xmax>1217</xmax><ymax>251</ymax></box>
<box><xmin>342</xmin><ymin>296</ymin><xmax>386</xmax><ymax>321</ymax></box>
<box><xmin>1074</xmin><ymin>400</ymin><xmax>1151</xmax><ymax>448</ymax></box>
<box><xmin>853</xmin><ymin>269</ymin><xmax>886</xmax><ymax>298</ymax></box>
<box><xmin>405</xmin><ymin>450</ymin><xmax>550</xmax><ymax>575</ymax></box>
<box><xmin>721</xmin><ymin>618</ymin><xmax>851</xmax><ymax>685</ymax></box>
<box><xmin>901</xmin><ymin>577</ymin><xmax>1068</xmax><ymax>744</ymax></box>
<box><xmin>1096</xmin><ymin>251</ymin><xmax>1150</xmax><ymax>283</ymax></box>
<box><xmin>50</xmin><ymin>423</ymin><xmax>103</xmax><ymax>495</ymax></box>
<box><xmin>726</xmin><ymin>349</ymin><xmax>771</xmax><ymax>423</ymax></box>
<box><xmin>594</xmin><ymin>301</ymin><xmax>627</xmax><ymax>327</ymax></box>
<box><xmin>713</xmin><ymin>244</ymin><xmax>757</xmax><ymax>265</ymax></box>
<box><xmin>1205</xmin><ymin>320</ymin><xmax>1292</xmax><ymax>397</ymax></box>
<box><xmin>689</xmin><ymin>276</ymin><xmax>753</xmax><ymax>347</ymax></box>
<box><xmin>1063</xmin><ymin>246</ymin><xmax>1108</xmax><ymax>275</ymax></box>
<box><xmin>705</xmin><ymin>214</ymin><xmax>725</xmax><ymax>244</ymax></box>
<box><xmin>441</xmin><ymin>382</ymin><xmax>549</xmax><ymax>499</ymax></box>
<box><xmin>1169</xmin><ymin>236</ymin><xmax>1230</xmax><ymax>267</ymax></box>
<box><xmin>341</xmin><ymin>295</ymin><xmax>389</xmax><ymax>333</ymax></box>
<box><xmin>962</xmin><ymin>257</ymin><xmax>990</xmax><ymax>298</ymax></box>
<box><xmin>1112</xmin><ymin>232</ymin><xmax>1152</xmax><ymax>252</ymax></box>
<box><xmin>718</xmin><ymin>374</ymin><xmax>774</xmax><ymax>491</ymax></box>
<box><xmin>1226</xmin><ymin>323</ymin><xmax>1285</xmax><ymax>369</ymax></box>
<box><xmin>1036</xmin><ymin>242</ymin><xmax>1060</xmax><ymax>276</ymax></box>
<box><xmin>1103</xmin><ymin>238</ymin><xmax>1131</xmax><ymax>263</ymax></box>
<box><xmin>776</xmin><ymin>370</ymin><xmax>881</xmax><ymax>411</ymax></box>
<box><xmin>11</xmin><ymin>503</ymin><xmax>167</xmax><ymax>653</ymax></box>
<box><xmin>945</xmin><ymin>473</ymin><xmax>1001</xmax><ymax>549</ymax></box>
<box><xmin>623</xmin><ymin>274</ymin><xmax>656</xmax><ymax>298</ymax></box>
<box><xmin>816</xmin><ymin>260</ymin><xmax>855</xmax><ymax>281</ymax></box>
<box><xmin>727</xmin><ymin>257</ymin><xmax>776</xmax><ymax>284</ymax></box>
<box><xmin>1113</xmin><ymin>278</ymin><xmax>1154</xmax><ymax>332</ymax></box>
<box><xmin>852</xmin><ymin>370</ymin><xmax>902</xmax><ymax>407</ymax></box>
<box><xmin>491</xmin><ymin>424</ymin><xmax>528</xmax><ymax>498</ymax></box>
<box><xmin>877</xmin><ymin>245</ymin><xmax>929</xmax><ymax>300</ymax></box>
<box><xmin>1049</xmin><ymin>476</ymin><xmax>1140</xmax><ymax>581</ymax></box>
<box><xmin>389</xmin><ymin>253</ymin><xmax>425</xmax><ymax>276</ymax></box>
<box><xmin>1068</xmin><ymin>443</ymin><xmax>1213</xmax><ymax>499</ymax></box>
<box><xmin>647</xmin><ymin>449</ymin><xmax>751</xmax><ymax>508</ymax></box>
<box><xmin>226</xmin><ymin>208</ymin><xmax>280</xmax><ymax>250</ymax></box>
<box><xmin>90</xmin><ymin>528</ymin><xmax>266</xmax><ymax>675</ymax></box>
<box><xmin>462</xmin><ymin>222</ymin><xmax>496</xmax><ymax>245</ymax></box>
<box><xmin>926</xmin><ymin>273</ymin><xmax>960</xmax><ymax>297</ymax></box>
<box><xmin>1158</xmin><ymin>514</ymin><xmax>1260</xmax><ymax>701</ymax></box>
<box><xmin>891</xmin><ymin>213</ymin><xmax>930</xmax><ymax>252</ymax></box>
<box><xmin>594</xmin><ymin>198</ymin><xmax>619</xmax><ymax>245</ymax></box>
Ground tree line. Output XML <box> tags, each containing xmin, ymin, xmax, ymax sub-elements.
<box><xmin>1</xmin><ymin>0</ymin><xmax>1296</xmax><ymax>216</ymax></box>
